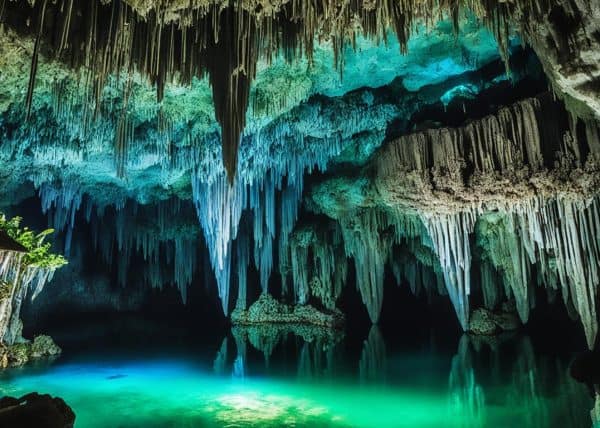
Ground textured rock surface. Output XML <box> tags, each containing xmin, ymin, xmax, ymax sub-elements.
<box><xmin>30</xmin><ymin>335</ymin><xmax>62</xmax><ymax>359</ymax></box>
<box><xmin>306</xmin><ymin>92</ymin><xmax>600</xmax><ymax>347</ymax></box>
<box><xmin>468</xmin><ymin>307</ymin><xmax>520</xmax><ymax>335</ymax></box>
<box><xmin>231</xmin><ymin>293</ymin><xmax>344</xmax><ymax>328</ymax></box>
<box><xmin>1</xmin><ymin>0</ymin><xmax>600</xmax><ymax>351</ymax></box>
<box><xmin>0</xmin><ymin>335</ymin><xmax>61</xmax><ymax>368</ymax></box>
<box><xmin>0</xmin><ymin>393</ymin><xmax>75</xmax><ymax>428</ymax></box>
<box><xmin>508</xmin><ymin>0</ymin><xmax>600</xmax><ymax>119</ymax></box>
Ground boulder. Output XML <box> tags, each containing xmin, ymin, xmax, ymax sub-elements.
<box><xmin>468</xmin><ymin>308</ymin><xmax>498</xmax><ymax>335</ymax></box>
<box><xmin>0</xmin><ymin>335</ymin><xmax>61</xmax><ymax>368</ymax></box>
<box><xmin>0</xmin><ymin>393</ymin><xmax>75</xmax><ymax>428</ymax></box>
<box><xmin>231</xmin><ymin>293</ymin><xmax>344</xmax><ymax>328</ymax></box>
<box><xmin>468</xmin><ymin>305</ymin><xmax>521</xmax><ymax>336</ymax></box>
<box><xmin>31</xmin><ymin>335</ymin><xmax>62</xmax><ymax>359</ymax></box>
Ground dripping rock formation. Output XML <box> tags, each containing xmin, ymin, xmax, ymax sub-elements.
<box><xmin>0</xmin><ymin>0</ymin><xmax>599</xmax><ymax>350</ymax></box>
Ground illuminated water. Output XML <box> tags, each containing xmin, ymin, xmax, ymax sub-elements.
<box><xmin>0</xmin><ymin>320</ymin><xmax>597</xmax><ymax>427</ymax></box>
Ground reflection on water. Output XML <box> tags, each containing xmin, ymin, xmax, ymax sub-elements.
<box><xmin>359</xmin><ymin>326</ymin><xmax>386</xmax><ymax>383</ymax></box>
<box><xmin>448</xmin><ymin>334</ymin><xmax>592</xmax><ymax>427</ymax></box>
<box><xmin>225</xmin><ymin>325</ymin><xmax>595</xmax><ymax>427</ymax></box>
<box><xmin>213</xmin><ymin>337</ymin><xmax>228</xmax><ymax>375</ymax></box>
<box><xmin>449</xmin><ymin>336</ymin><xmax>485</xmax><ymax>427</ymax></box>
<box><xmin>593</xmin><ymin>391</ymin><xmax>600</xmax><ymax>427</ymax></box>
<box><xmin>230</xmin><ymin>324</ymin><xmax>344</xmax><ymax>379</ymax></box>
<box><xmin>0</xmin><ymin>321</ymin><xmax>597</xmax><ymax>427</ymax></box>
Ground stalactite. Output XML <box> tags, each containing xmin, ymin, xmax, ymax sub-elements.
<box><xmin>368</xmin><ymin>93</ymin><xmax>600</xmax><ymax>342</ymax></box>
<box><xmin>235</xmin><ymin>227</ymin><xmax>250</xmax><ymax>311</ymax></box>
<box><xmin>3</xmin><ymin>0</ymin><xmax>597</xmax><ymax>346</ymax></box>
<box><xmin>205</xmin><ymin>6</ymin><xmax>257</xmax><ymax>181</ymax></box>
<box><xmin>80</xmin><ymin>198</ymin><xmax>202</xmax><ymax>302</ymax></box>
<box><xmin>39</xmin><ymin>181</ymin><xmax>83</xmax><ymax>257</ymax></box>
<box><xmin>422</xmin><ymin>211</ymin><xmax>476</xmax><ymax>330</ymax></box>
<box><xmin>192</xmin><ymin>175</ymin><xmax>245</xmax><ymax>313</ymax></box>
<box><xmin>476</xmin><ymin>212</ymin><xmax>533</xmax><ymax>322</ymax></box>
<box><xmin>289</xmin><ymin>222</ymin><xmax>347</xmax><ymax>309</ymax></box>
<box><xmin>376</xmin><ymin>95</ymin><xmax>557</xmax><ymax>188</ymax></box>
<box><xmin>473</xmin><ymin>195</ymin><xmax>600</xmax><ymax>347</ymax></box>
<box><xmin>388</xmin><ymin>239</ymin><xmax>445</xmax><ymax>299</ymax></box>
<box><xmin>510</xmin><ymin>196</ymin><xmax>600</xmax><ymax>348</ymax></box>
<box><xmin>2</xmin><ymin>0</ymin><xmax>523</xmax><ymax>181</ymax></box>
<box><xmin>339</xmin><ymin>210</ymin><xmax>393</xmax><ymax>323</ymax></box>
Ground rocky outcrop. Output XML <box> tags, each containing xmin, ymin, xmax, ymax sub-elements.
<box><xmin>231</xmin><ymin>293</ymin><xmax>344</xmax><ymax>329</ymax></box>
<box><xmin>505</xmin><ymin>0</ymin><xmax>600</xmax><ymax>120</ymax></box>
<box><xmin>0</xmin><ymin>335</ymin><xmax>61</xmax><ymax>368</ymax></box>
<box><xmin>468</xmin><ymin>305</ymin><xmax>521</xmax><ymax>336</ymax></box>
<box><xmin>0</xmin><ymin>393</ymin><xmax>75</xmax><ymax>428</ymax></box>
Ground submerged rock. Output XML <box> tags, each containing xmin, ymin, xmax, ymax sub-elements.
<box><xmin>0</xmin><ymin>335</ymin><xmax>61</xmax><ymax>368</ymax></box>
<box><xmin>468</xmin><ymin>306</ymin><xmax>520</xmax><ymax>336</ymax></box>
<box><xmin>231</xmin><ymin>293</ymin><xmax>344</xmax><ymax>329</ymax></box>
<box><xmin>0</xmin><ymin>392</ymin><xmax>75</xmax><ymax>428</ymax></box>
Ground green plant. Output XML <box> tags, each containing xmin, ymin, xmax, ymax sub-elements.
<box><xmin>0</xmin><ymin>214</ymin><xmax>67</xmax><ymax>269</ymax></box>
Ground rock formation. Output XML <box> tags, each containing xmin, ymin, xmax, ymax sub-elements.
<box><xmin>308</xmin><ymin>92</ymin><xmax>600</xmax><ymax>347</ymax></box>
<box><xmin>0</xmin><ymin>215</ymin><xmax>65</xmax><ymax>367</ymax></box>
<box><xmin>0</xmin><ymin>0</ymin><xmax>599</xmax><ymax>349</ymax></box>
<box><xmin>231</xmin><ymin>292</ymin><xmax>344</xmax><ymax>328</ymax></box>
<box><xmin>0</xmin><ymin>393</ymin><xmax>75</xmax><ymax>428</ymax></box>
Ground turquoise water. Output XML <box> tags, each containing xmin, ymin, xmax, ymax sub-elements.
<box><xmin>0</xmin><ymin>323</ymin><xmax>596</xmax><ymax>427</ymax></box>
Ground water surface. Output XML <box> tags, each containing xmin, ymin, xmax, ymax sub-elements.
<box><xmin>1</xmin><ymin>320</ymin><xmax>597</xmax><ymax>427</ymax></box>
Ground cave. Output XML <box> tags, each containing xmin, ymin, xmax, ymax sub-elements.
<box><xmin>0</xmin><ymin>0</ymin><xmax>599</xmax><ymax>426</ymax></box>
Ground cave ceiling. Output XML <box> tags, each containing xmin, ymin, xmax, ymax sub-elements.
<box><xmin>1</xmin><ymin>0</ymin><xmax>598</xmax><ymax>181</ymax></box>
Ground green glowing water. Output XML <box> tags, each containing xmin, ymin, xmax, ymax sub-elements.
<box><xmin>0</xmin><ymin>325</ymin><xmax>596</xmax><ymax>427</ymax></box>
